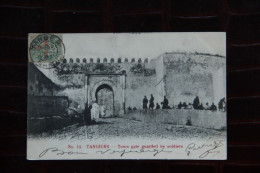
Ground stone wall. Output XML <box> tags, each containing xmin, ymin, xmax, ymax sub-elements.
<box><xmin>88</xmin><ymin>74</ymin><xmax>124</xmax><ymax>115</ymax></box>
<box><xmin>32</xmin><ymin>52</ymin><xmax>226</xmax><ymax>116</ymax></box>
<box><xmin>125</xmin><ymin>75</ymin><xmax>159</xmax><ymax>109</ymax></box>
<box><xmin>124</xmin><ymin>109</ymin><xmax>226</xmax><ymax>130</ymax></box>
<box><xmin>162</xmin><ymin>53</ymin><xmax>226</xmax><ymax>105</ymax></box>
<box><xmin>37</xmin><ymin>61</ymin><xmax>157</xmax><ymax>114</ymax></box>
<box><xmin>27</xmin><ymin>63</ymin><xmax>69</xmax><ymax>119</ymax></box>
<box><xmin>28</xmin><ymin>96</ymin><xmax>69</xmax><ymax>118</ymax></box>
<box><xmin>165</xmin><ymin>73</ymin><xmax>214</xmax><ymax>106</ymax></box>
<box><xmin>28</xmin><ymin>63</ymin><xmax>60</xmax><ymax>96</ymax></box>
<box><xmin>57</xmin><ymin>87</ymin><xmax>86</xmax><ymax>113</ymax></box>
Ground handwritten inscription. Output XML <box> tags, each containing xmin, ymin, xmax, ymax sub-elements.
<box><xmin>39</xmin><ymin>147</ymin><xmax>88</xmax><ymax>158</ymax></box>
<box><xmin>96</xmin><ymin>148</ymin><xmax>171</xmax><ymax>157</ymax></box>
<box><xmin>38</xmin><ymin>141</ymin><xmax>224</xmax><ymax>159</ymax></box>
<box><xmin>39</xmin><ymin>147</ymin><xmax>171</xmax><ymax>158</ymax></box>
<box><xmin>185</xmin><ymin>140</ymin><xmax>224</xmax><ymax>158</ymax></box>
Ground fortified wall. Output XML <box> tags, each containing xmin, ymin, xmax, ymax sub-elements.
<box><xmin>27</xmin><ymin>63</ymin><xmax>69</xmax><ymax>119</ymax></box>
<box><xmin>33</xmin><ymin>52</ymin><xmax>226</xmax><ymax>116</ymax></box>
<box><xmin>162</xmin><ymin>53</ymin><xmax>226</xmax><ymax>106</ymax></box>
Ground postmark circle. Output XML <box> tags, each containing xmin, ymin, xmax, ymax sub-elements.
<box><xmin>29</xmin><ymin>34</ymin><xmax>65</xmax><ymax>69</ymax></box>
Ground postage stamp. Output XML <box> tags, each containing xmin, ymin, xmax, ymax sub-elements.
<box><xmin>27</xmin><ymin>33</ymin><xmax>227</xmax><ymax>160</ymax></box>
<box><xmin>28</xmin><ymin>33</ymin><xmax>65</xmax><ymax>68</ymax></box>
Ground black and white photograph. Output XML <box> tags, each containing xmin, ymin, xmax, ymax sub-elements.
<box><xmin>27</xmin><ymin>33</ymin><xmax>226</xmax><ymax>160</ymax></box>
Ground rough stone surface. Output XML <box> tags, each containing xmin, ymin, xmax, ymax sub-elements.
<box><xmin>125</xmin><ymin>109</ymin><xmax>226</xmax><ymax>130</ymax></box>
<box><xmin>33</xmin><ymin>117</ymin><xmax>226</xmax><ymax>141</ymax></box>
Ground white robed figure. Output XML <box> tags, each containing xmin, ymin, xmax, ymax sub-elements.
<box><xmin>91</xmin><ymin>101</ymin><xmax>100</xmax><ymax>120</ymax></box>
<box><xmin>100</xmin><ymin>105</ymin><xmax>106</xmax><ymax>117</ymax></box>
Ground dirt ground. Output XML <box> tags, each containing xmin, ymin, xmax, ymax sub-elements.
<box><xmin>36</xmin><ymin>117</ymin><xmax>226</xmax><ymax>141</ymax></box>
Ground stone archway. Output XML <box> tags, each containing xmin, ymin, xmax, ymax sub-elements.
<box><xmin>86</xmin><ymin>74</ymin><xmax>126</xmax><ymax>116</ymax></box>
<box><xmin>95</xmin><ymin>84</ymin><xmax>114</xmax><ymax>117</ymax></box>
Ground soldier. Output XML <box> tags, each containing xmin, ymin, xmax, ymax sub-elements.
<box><xmin>162</xmin><ymin>96</ymin><xmax>169</xmax><ymax>109</ymax></box>
<box><xmin>193</xmin><ymin>96</ymin><xmax>200</xmax><ymax>110</ymax></box>
<box><xmin>100</xmin><ymin>105</ymin><xmax>106</xmax><ymax>117</ymax></box>
<box><xmin>149</xmin><ymin>94</ymin><xmax>155</xmax><ymax>109</ymax></box>
<box><xmin>178</xmin><ymin>102</ymin><xmax>183</xmax><ymax>109</ymax></box>
<box><xmin>143</xmin><ymin>96</ymin><xmax>148</xmax><ymax>109</ymax></box>
<box><xmin>218</xmin><ymin>97</ymin><xmax>226</xmax><ymax>111</ymax></box>
<box><xmin>91</xmin><ymin>101</ymin><xmax>100</xmax><ymax>121</ymax></box>
<box><xmin>84</xmin><ymin>104</ymin><xmax>92</xmax><ymax>125</ymax></box>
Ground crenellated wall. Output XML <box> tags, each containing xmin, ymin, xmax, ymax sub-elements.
<box><xmin>48</xmin><ymin>59</ymin><xmax>158</xmax><ymax>113</ymax></box>
<box><xmin>52</xmin><ymin>59</ymin><xmax>156</xmax><ymax>76</ymax></box>
<box><xmin>32</xmin><ymin>52</ymin><xmax>226</xmax><ymax>115</ymax></box>
<box><xmin>62</xmin><ymin>57</ymin><xmax>151</xmax><ymax>64</ymax></box>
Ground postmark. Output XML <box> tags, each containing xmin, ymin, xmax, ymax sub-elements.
<box><xmin>29</xmin><ymin>34</ymin><xmax>65</xmax><ymax>68</ymax></box>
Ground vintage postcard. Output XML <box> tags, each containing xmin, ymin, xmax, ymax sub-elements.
<box><xmin>27</xmin><ymin>33</ymin><xmax>227</xmax><ymax>160</ymax></box>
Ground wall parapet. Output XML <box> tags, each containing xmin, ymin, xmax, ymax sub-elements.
<box><xmin>63</xmin><ymin>57</ymin><xmax>150</xmax><ymax>64</ymax></box>
<box><xmin>123</xmin><ymin>109</ymin><xmax>226</xmax><ymax>130</ymax></box>
<box><xmin>53</xmin><ymin>61</ymin><xmax>156</xmax><ymax>76</ymax></box>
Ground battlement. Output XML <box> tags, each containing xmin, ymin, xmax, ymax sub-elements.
<box><xmin>53</xmin><ymin>58</ymin><xmax>156</xmax><ymax>76</ymax></box>
<box><xmin>62</xmin><ymin>57</ymin><xmax>151</xmax><ymax>64</ymax></box>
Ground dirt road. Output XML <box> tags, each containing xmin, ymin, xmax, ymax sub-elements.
<box><xmin>38</xmin><ymin>117</ymin><xmax>226</xmax><ymax>141</ymax></box>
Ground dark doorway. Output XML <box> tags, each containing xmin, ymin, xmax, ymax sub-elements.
<box><xmin>95</xmin><ymin>84</ymin><xmax>114</xmax><ymax>117</ymax></box>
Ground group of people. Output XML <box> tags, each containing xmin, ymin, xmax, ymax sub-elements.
<box><xmin>177</xmin><ymin>101</ymin><xmax>218</xmax><ymax>111</ymax></box>
<box><xmin>143</xmin><ymin>95</ymin><xmax>170</xmax><ymax>110</ymax></box>
<box><xmin>190</xmin><ymin>96</ymin><xmax>226</xmax><ymax>111</ymax></box>
<box><xmin>142</xmin><ymin>95</ymin><xmax>226</xmax><ymax>112</ymax></box>
<box><xmin>83</xmin><ymin>101</ymin><xmax>106</xmax><ymax>125</ymax></box>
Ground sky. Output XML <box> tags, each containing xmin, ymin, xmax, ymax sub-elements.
<box><xmin>63</xmin><ymin>32</ymin><xmax>226</xmax><ymax>61</ymax></box>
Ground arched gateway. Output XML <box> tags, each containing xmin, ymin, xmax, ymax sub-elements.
<box><xmin>95</xmin><ymin>84</ymin><xmax>114</xmax><ymax>117</ymax></box>
<box><xmin>86</xmin><ymin>74</ymin><xmax>126</xmax><ymax>117</ymax></box>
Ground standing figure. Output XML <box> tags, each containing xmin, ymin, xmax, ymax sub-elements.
<box><xmin>143</xmin><ymin>96</ymin><xmax>148</xmax><ymax>109</ymax></box>
<box><xmin>223</xmin><ymin>101</ymin><xmax>226</xmax><ymax>112</ymax></box>
<box><xmin>149</xmin><ymin>94</ymin><xmax>155</xmax><ymax>109</ymax></box>
<box><xmin>162</xmin><ymin>96</ymin><xmax>169</xmax><ymax>109</ymax></box>
<box><xmin>84</xmin><ymin>104</ymin><xmax>92</xmax><ymax>125</ymax></box>
<box><xmin>91</xmin><ymin>101</ymin><xmax>100</xmax><ymax>121</ymax></box>
<box><xmin>100</xmin><ymin>105</ymin><xmax>106</xmax><ymax>117</ymax></box>
<box><xmin>193</xmin><ymin>96</ymin><xmax>200</xmax><ymax>110</ymax></box>
<box><xmin>218</xmin><ymin>100</ymin><xmax>223</xmax><ymax>111</ymax></box>
<box><xmin>218</xmin><ymin>97</ymin><xmax>226</xmax><ymax>111</ymax></box>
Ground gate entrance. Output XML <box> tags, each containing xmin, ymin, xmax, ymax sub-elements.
<box><xmin>95</xmin><ymin>84</ymin><xmax>114</xmax><ymax>117</ymax></box>
<box><xmin>86</xmin><ymin>74</ymin><xmax>125</xmax><ymax>116</ymax></box>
